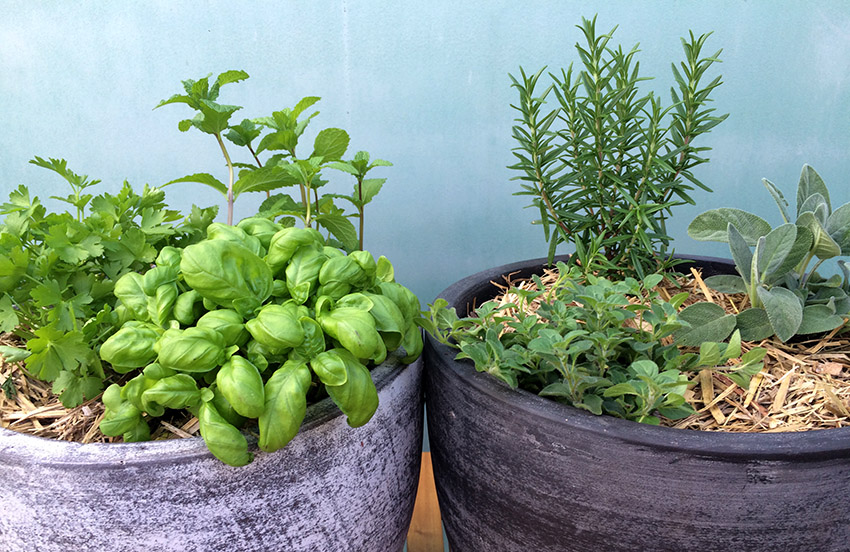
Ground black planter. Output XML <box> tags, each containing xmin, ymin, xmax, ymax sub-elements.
<box><xmin>424</xmin><ymin>255</ymin><xmax>850</xmax><ymax>552</ymax></box>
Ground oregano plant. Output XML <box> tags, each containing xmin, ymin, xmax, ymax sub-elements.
<box><xmin>509</xmin><ymin>16</ymin><xmax>727</xmax><ymax>277</ymax></box>
<box><xmin>423</xmin><ymin>262</ymin><xmax>766</xmax><ymax>424</ymax></box>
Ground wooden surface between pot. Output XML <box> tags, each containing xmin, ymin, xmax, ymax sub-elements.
<box><xmin>406</xmin><ymin>452</ymin><xmax>444</xmax><ymax>551</ymax></box>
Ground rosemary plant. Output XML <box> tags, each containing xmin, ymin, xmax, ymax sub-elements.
<box><xmin>509</xmin><ymin>16</ymin><xmax>728</xmax><ymax>277</ymax></box>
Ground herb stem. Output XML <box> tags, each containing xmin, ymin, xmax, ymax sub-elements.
<box><xmin>358</xmin><ymin>177</ymin><xmax>365</xmax><ymax>250</ymax></box>
<box><xmin>526</xmin><ymin>111</ymin><xmax>570</xmax><ymax>240</ymax></box>
<box><xmin>214</xmin><ymin>133</ymin><xmax>236</xmax><ymax>225</ymax></box>
<box><xmin>801</xmin><ymin>258</ymin><xmax>825</xmax><ymax>288</ymax></box>
<box><xmin>796</xmin><ymin>251</ymin><xmax>815</xmax><ymax>281</ymax></box>
<box><xmin>247</xmin><ymin>144</ymin><xmax>271</xmax><ymax>200</ymax></box>
<box><xmin>298</xmin><ymin>183</ymin><xmax>309</xmax><ymax>223</ymax></box>
<box><xmin>312</xmin><ymin>187</ymin><xmax>321</xmax><ymax>234</ymax></box>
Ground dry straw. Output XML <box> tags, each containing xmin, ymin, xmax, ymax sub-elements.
<box><xmin>3</xmin><ymin>266</ymin><xmax>849</xmax><ymax>440</ymax></box>
<box><xmin>0</xmin><ymin>334</ymin><xmax>198</xmax><ymax>443</ymax></box>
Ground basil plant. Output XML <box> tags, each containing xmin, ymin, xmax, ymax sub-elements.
<box><xmin>685</xmin><ymin>164</ymin><xmax>850</xmax><ymax>343</ymax></box>
<box><xmin>98</xmin><ymin>218</ymin><xmax>423</xmax><ymax>466</ymax></box>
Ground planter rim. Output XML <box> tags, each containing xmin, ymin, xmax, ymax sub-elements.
<box><xmin>0</xmin><ymin>351</ymin><xmax>412</xmax><ymax>466</ymax></box>
<box><xmin>429</xmin><ymin>254</ymin><xmax>850</xmax><ymax>460</ymax></box>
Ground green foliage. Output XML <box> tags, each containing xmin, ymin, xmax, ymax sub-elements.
<box><xmin>687</xmin><ymin>165</ymin><xmax>850</xmax><ymax>342</ymax></box>
<box><xmin>0</xmin><ymin>73</ymin><xmax>416</xmax><ymax>467</ymax></box>
<box><xmin>0</xmin><ymin>163</ymin><xmax>216</xmax><ymax>407</ymax></box>
<box><xmin>509</xmin><ymin>16</ymin><xmax>727</xmax><ymax>278</ymax></box>
<box><xmin>424</xmin><ymin>263</ymin><xmax>765</xmax><ymax>424</ymax></box>
<box><xmin>98</xmin><ymin>222</ymin><xmax>423</xmax><ymax>466</ymax></box>
<box><xmin>157</xmin><ymin>70</ymin><xmax>391</xmax><ymax>249</ymax></box>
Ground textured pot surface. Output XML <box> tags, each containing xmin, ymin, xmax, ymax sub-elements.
<box><xmin>0</xmin><ymin>354</ymin><xmax>423</xmax><ymax>552</ymax></box>
<box><xmin>425</xmin><ymin>255</ymin><xmax>850</xmax><ymax>552</ymax></box>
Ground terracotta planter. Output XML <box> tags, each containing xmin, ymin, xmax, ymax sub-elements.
<box><xmin>424</xmin><ymin>255</ymin><xmax>850</xmax><ymax>551</ymax></box>
<box><xmin>0</xmin><ymin>354</ymin><xmax>423</xmax><ymax>552</ymax></box>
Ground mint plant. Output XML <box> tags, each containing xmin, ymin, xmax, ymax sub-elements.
<box><xmin>424</xmin><ymin>263</ymin><xmax>765</xmax><ymax>424</ymax></box>
<box><xmin>509</xmin><ymin>16</ymin><xmax>727</xmax><ymax>277</ymax></box>
<box><xmin>156</xmin><ymin>70</ymin><xmax>391</xmax><ymax>251</ymax></box>
<box><xmin>0</xmin><ymin>159</ymin><xmax>216</xmax><ymax>407</ymax></box>
<box><xmin>685</xmin><ymin>164</ymin><xmax>850</xmax><ymax>343</ymax></box>
<box><xmin>98</xmin><ymin>221</ymin><xmax>423</xmax><ymax>466</ymax></box>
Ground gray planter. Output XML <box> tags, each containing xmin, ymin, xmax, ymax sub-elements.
<box><xmin>0</xmin><ymin>353</ymin><xmax>423</xmax><ymax>552</ymax></box>
<box><xmin>424</xmin><ymin>255</ymin><xmax>850</xmax><ymax>552</ymax></box>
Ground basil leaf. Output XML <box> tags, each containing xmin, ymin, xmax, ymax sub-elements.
<box><xmin>258</xmin><ymin>360</ymin><xmax>312</xmax><ymax>453</ymax></box>
<box><xmin>100</xmin><ymin>323</ymin><xmax>160</xmax><ymax>373</ymax></box>
<box><xmin>155</xmin><ymin>326</ymin><xmax>227</xmax><ymax>373</ymax></box>
<box><xmin>246</xmin><ymin>303</ymin><xmax>305</xmax><ymax>352</ymax></box>
<box><xmin>181</xmin><ymin>239</ymin><xmax>273</xmax><ymax>317</ymax></box>
<box><xmin>199</xmin><ymin>401</ymin><xmax>253</xmax><ymax>467</ymax></box>
<box><xmin>216</xmin><ymin>356</ymin><xmax>265</xmax><ymax>419</ymax></box>
<box><xmin>325</xmin><ymin>358</ymin><xmax>379</xmax><ymax>427</ymax></box>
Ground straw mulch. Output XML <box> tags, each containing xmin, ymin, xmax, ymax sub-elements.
<box><xmin>0</xmin><ymin>334</ymin><xmax>199</xmax><ymax>443</ymax></box>
<box><xmin>492</xmin><ymin>266</ymin><xmax>850</xmax><ymax>433</ymax></box>
<box><xmin>3</xmin><ymin>266</ymin><xmax>849</xmax><ymax>441</ymax></box>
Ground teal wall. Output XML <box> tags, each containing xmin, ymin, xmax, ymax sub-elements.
<box><xmin>3</xmin><ymin>1</ymin><xmax>850</xmax><ymax>303</ymax></box>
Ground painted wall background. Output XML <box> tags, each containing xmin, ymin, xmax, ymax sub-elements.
<box><xmin>2</xmin><ymin>1</ymin><xmax>850</xmax><ymax>303</ymax></box>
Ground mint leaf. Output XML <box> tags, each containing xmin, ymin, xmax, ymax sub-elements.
<box><xmin>291</xmin><ymin>96</ymin><xmax>321</xmax><ymax>118</ymax></box>
<box><xmin>315</xmin><ymin>213</ymin><xmax>358</xmax><ymax>252</ymax></box>
<box><xmin>196</xmin><ymin>100</ymin><xmax>242</xmax><ymax>135</ymax></box>
<box><xmin>155</xmin><ymin>93</ymin><xmax>195</xmax><ymax>110</ymax></box>
<box><xmin>164</xmin><ymin>173</ymin><xmax>228</xmax><ymax>196</ymax></box>
<box><xmin>357</xmin><ymin>178</ymin><xmax>385</xmax><ymax>206</ymax></box>
<box><xmin>256</xmin><ymin>129</ymin><xmax>298</xmax><ymax>154</ymax></box>
<box><xmin>224</xmin><ymin>119</ymin><xmax>261</xmax><ymax>147</ymax></box>
<box><xmin>233</xmin><ymin>166</ymin><xmax>300</xmax><ymax>197</ymax></box>
<box><xmin>216</xmin><ymin>69</ymin><xmax>249</xmax><ymax>87</ymax></box>
<box><xmin>326</xmin><ymin>161</ymin><xmax>359</xmax><ymax>176</ymax></box>
<box><xmin>311</xmin><ymin>128</ymin><xmax>349</xmax><ymax>161</ymax></box>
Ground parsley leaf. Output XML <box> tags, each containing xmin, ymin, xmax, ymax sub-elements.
<box><xmin>0</xmin><ymin>296</ymin><xmax>19</xmax><ymax>333</ymax></box>
<box><xmin>26</xmin><ymin>325</ymin><xmax>89</xmax><ymax>382</ymax></box>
